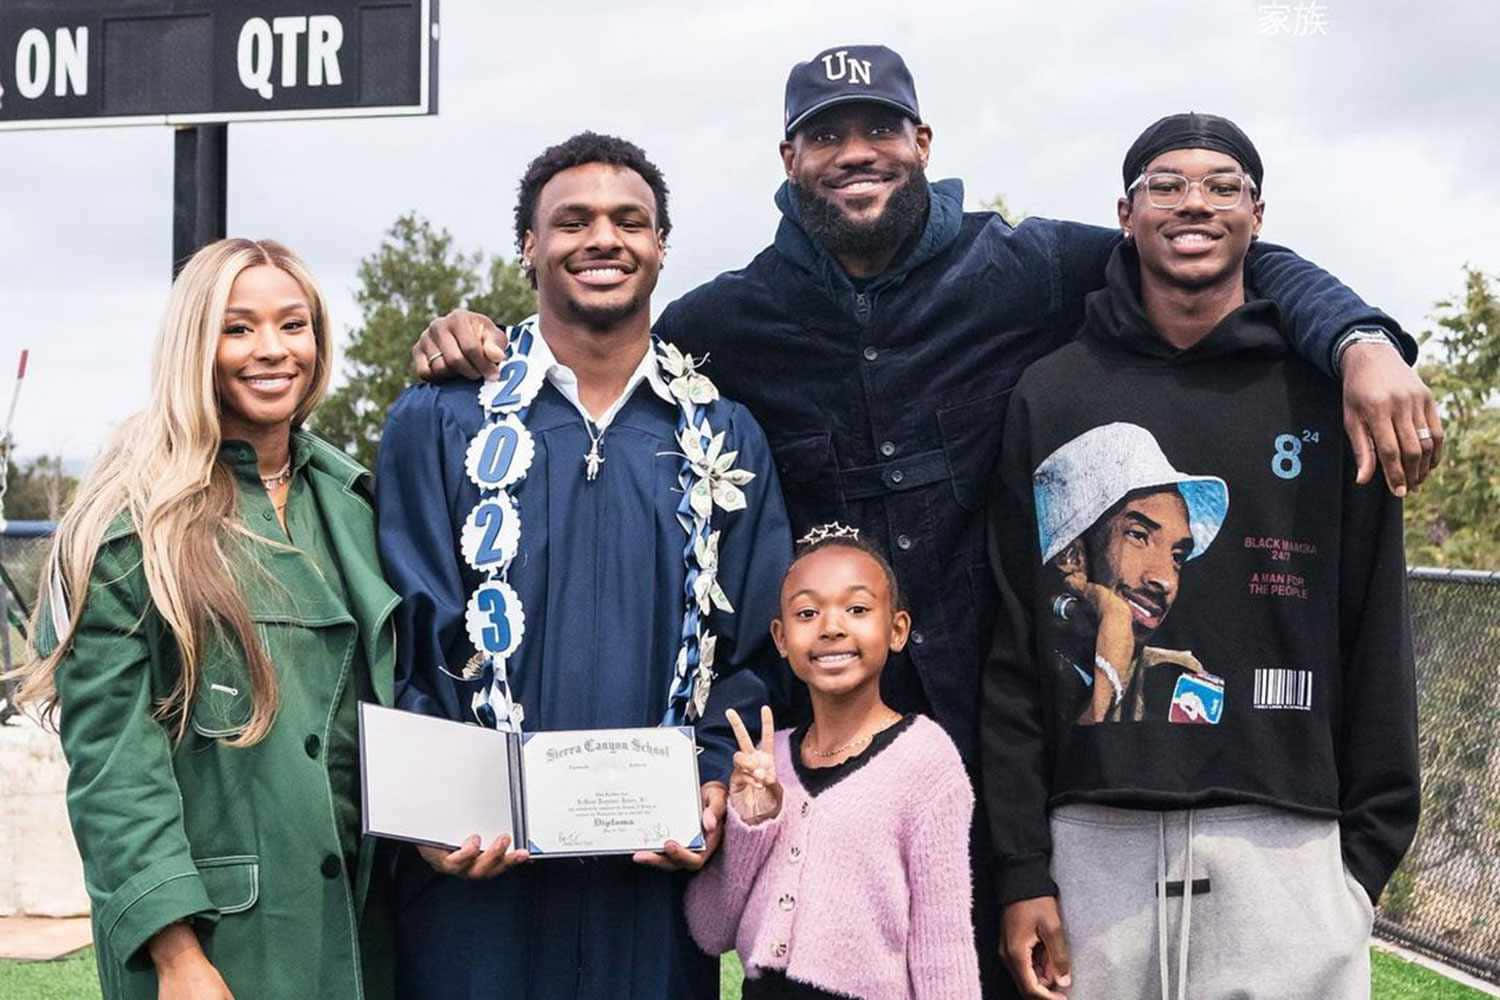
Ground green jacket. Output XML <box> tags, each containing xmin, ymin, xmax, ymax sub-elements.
<box><xmin>38</xmin><ymin>431</ymin><xmax>399</xmax><ymax>1000</ymax></box>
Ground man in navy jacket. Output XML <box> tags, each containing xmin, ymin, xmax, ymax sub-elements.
<box><xmin>411</xmin><ymin>45</ymin><xmax>1440</xmax><ymax>997</ymax></box>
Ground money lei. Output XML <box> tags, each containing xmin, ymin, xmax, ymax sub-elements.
<box><xmin>457</xmin><ymin>317</ymin><xmax>753</xmax><ymax>732</ymax></box>
<box><xmin>658</xmin><ymin>341</ymin><xmax>755</xmax><ymax>725</ymax></box>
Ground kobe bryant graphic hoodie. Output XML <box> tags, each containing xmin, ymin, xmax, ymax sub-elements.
<box><xmin>981</xmin><ymin>243</ymin><xmax>1419</xmax><ymax>908</ymax></box>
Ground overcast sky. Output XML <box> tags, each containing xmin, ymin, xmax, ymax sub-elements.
<box><xmin>3</xmin><ymin>0</ymin><xmax>1498</xmax><ymax>464</ymax></box>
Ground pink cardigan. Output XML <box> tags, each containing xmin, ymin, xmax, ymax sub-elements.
<box><xmin>685</xmin><ymin>715</ymin><xmax>980</xmax><ymax>1000</ymax></box>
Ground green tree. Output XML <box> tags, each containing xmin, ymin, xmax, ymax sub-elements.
<box><xmin>468</xmin><ymin>253</ymin><xmax>538</xmax><ymax>325</ymax></box>
<box><xmin>1404</xmin><ymin>266</ymin><xmax>1500</xmax><ymax>569</ymax></box>
<box><xmin>1</xmin><ymin>455</ymin><xmax>77</xmax><ymax>522</ymax></box>
<box><xmin>314</xmin><ymin>214</ymin><xmax>536</xmax><ymax>468</ymax></box>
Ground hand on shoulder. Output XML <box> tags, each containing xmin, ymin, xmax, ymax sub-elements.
<box><xmin>412</xmin><ymin>309</ymin><xmax>508</xmax><ymax>382</ymax></box>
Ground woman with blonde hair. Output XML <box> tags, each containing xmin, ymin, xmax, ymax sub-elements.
<box><xmin>13</xmin><ymin>238</ymin><xmax>398</xmax><ymax>1000</ymax></box>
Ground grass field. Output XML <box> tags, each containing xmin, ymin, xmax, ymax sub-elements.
<box><xmin>0</xmin><ymin>948</ymin><xmax>98</xmax><ymax>1000</ymax></box>
<box><xmin>1</xmin><ymin>946</ymin><xmax>1487</xmax><ymax>998</ymax></box>
<box><xmin>721</xmin><ymin>951</ymin><xmax>1492</xmax><ymax>999</ymax></box>
<box><xmin>1370</xmin><ymin>948</ymin><xmax>1493</xmax><ymax>1000</ymax></box>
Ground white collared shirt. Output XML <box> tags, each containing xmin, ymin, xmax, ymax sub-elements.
<box><xmin>525</xmin><ymin>330</ymin><xmax>674</xmax><ymax>430</ymax></box>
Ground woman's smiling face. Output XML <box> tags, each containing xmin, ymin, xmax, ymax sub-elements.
<box><xmin>214</xmin><ymin>264</ymin><xmax>317</xmax><ymax>440</ymax></box>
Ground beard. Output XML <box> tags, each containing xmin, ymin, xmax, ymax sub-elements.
<box><xmin>794</xmin><ymin>168</ymin><xmax>931</xmax><ymax>263</ymax></box>
<box><xmin>561</xmin><ymin>289</ymin><xmax>651</xmax><ymax>331</ymax></box>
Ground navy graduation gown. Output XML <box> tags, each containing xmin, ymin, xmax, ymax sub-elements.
<box><xmin>375</xmin><ymin>376</ymin><xmax>793</xmax><ymax>1000</ymax></box>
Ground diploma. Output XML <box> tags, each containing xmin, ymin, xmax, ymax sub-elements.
<box><xmin>358</xmin><ymin>704</ymin><xmax>703</xmax><ymax>857</ymax></box>
<box><xmin>520</xmin><ymin>727</ymin><xmax>703</xmax><ymax>856</ymax></box>
<box><xmin>358</xmin><ymin>703</ymin><xmax>520</xmax><ymax>851</ymax></box>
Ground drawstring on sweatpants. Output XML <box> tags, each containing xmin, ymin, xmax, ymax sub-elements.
<box><xmin>1156</xmin><ymin>815</ymin><xmax>1169</xmax><ymax>1000</ymax></box>
<box><xmin>1178</xmin><ymin>811</ymin><xmax>1195</xmax><ymax>1000</ymax></box>
<box><xmin>1156</xmin><ymin>811</ymin><xmax>1196</xmax><ymax>1000</ymax></box>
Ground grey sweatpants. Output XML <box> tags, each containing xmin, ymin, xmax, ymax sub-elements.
<box><xmin>1051</xmin><ymin>803</ymin><xmax>1374</xmax><ymax>1000</ymax></box>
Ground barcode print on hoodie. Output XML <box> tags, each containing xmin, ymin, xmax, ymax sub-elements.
<box><xmin>1254</xmin><ymin>668</ymin><xmax>1314</xmax><ymax>710</ymax></box>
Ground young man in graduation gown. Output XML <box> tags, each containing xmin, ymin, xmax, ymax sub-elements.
<box><xmin>983</xmin><ymin>113</ymin><xmax>1419</xmax><ymax>999</ymax></box>
<box><xmin>375</xmin><ymin>132</ymin><xmax>793</xmax><ymax>1000</ymax></box>
<box><xmin>407</xmin><ymin>46</ymin><xmax>1439</xmax><ymax>998</ymax></box>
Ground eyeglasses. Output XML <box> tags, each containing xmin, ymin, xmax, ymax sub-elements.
<box><xmin>1127</xmin><ymin>172</ymin><xmax>1258</xmax><ymax>210</ymax></box>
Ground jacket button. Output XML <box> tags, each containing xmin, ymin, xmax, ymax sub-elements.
<box><xmin>305</xmin><ymin>734</ymin><xmax>321</xmax><ymax>758</ymax></box>
<box><xmin>896</xmin><ymin>534</ymin><xmax>913</xmax><ymax>551</ymax></box>
<box><xmin>862</xmin><ymin>346</ymin><xmax>879</xmax><ymax>362</ymax></box>
<box><xmin>772</xmin><ymin>942</ymin><xmax>788</xmax><ymax>958</ymax></box>
<box><xmin>789</xmin><ymin>845</ymin><xmax>802</xmax><ymax>862</ymax></box>
<box><xmin>778</xmin><ymin>893</ymin><xmax>796</xmax><ymax>911</ymax></box>
<box><xmin>889</xmin><ymin>469</ymin><xmax>904</xmax><ymax>485</ymax></box>
<box><xmin>262</xmin><ymin>510</ymin><xmax>274</xmax><ymax>521</ymax></box>
<box><xmin>912</xmin><ymin>631</ymin><xmax>925</xmax><ymax>646</ymax></box>
<box><xmin>321</xmin><ymin>854</ymin><xmax>341</xmax><ymax>879</ymax></box>
<box><xmin>800</xmin><ymin>800</ymin><xmax>810</xmax><ymax>818</ymax></box>
<box><xmin>879</xmin><ymin>441</ymin><xmax>896</xmax><ymax>457</ymax></box>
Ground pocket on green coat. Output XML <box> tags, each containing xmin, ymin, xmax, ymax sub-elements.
<box><xmin>190</xmin><ymin>644</ymin><xmax>258</xmax><ymax>739</ymax></box>
<box><xmin>194</xmin><ymin>856</ymin><xmax>260</xmax><ymax>915</ymax></box>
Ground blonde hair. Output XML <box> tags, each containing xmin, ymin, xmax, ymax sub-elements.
<box><xmin>12</xmin><ymin>238</ymin><xmax>333</xmax><ymax>746</ymax></box>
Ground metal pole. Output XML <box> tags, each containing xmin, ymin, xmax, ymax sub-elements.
<box><xmin>172</xmin><ymin>124</ymin><xmax>228</xmax><ymax>277</ymax></box>
<box><xmin>0</xmin><ymin>350</ymin><xmax>28</xmax><ymax>534</ymax></box>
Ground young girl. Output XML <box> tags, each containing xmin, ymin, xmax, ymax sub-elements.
<box><xmin>685</xmin><ymin>527</ymin><xmax>981</xmax><ymax>999</ymax></box>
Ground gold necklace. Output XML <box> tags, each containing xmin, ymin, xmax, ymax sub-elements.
<box><xmin>806</xmin><ymin>711</ymin><xmax>900</xmax><ymax>759</ymax></box>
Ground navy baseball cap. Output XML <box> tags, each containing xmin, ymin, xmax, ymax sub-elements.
<box><xmin>784</xmin><ymin>45</ymin><xmax>921</xmax><ymax>139</ymax></box>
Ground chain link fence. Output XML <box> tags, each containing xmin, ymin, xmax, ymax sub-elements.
<box><xmin>1</xmin><ymin>523</ymin><xmax>52</xmax><ymax>725</ymax></box>
<box><xmin>1375</xmin><ymin>568</ymin><xmax>1500</xmax><ymax>984</ymax></box>
<box><xmin>3</xmin><ymin>528</ymin><xmax>1499</xmax><ymax>980</ymax></box>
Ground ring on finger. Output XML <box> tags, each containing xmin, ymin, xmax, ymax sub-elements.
<box><xmin>427</xmin><ymin>351</ymin><xmax>446</xmax><ymax>366</ymax></box>
<box><xmin>1416</xmin><ymin>427</ymin><xmax>1433</xmax><ymax>443</ymax></box>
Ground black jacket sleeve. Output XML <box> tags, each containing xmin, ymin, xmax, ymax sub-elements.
<box><xmin>980</xmin><ymin>388</ymin><xmax>1059</xmax><ymax>904</ymax></box>
<box><xmin>1244</xmin><ymin>241</ymin><xmax>1415</xmax><ymax>374</ymax></box>
<box><xmin>1336</xmin><ymin>462</ymin><xmax>1421</xmax><ymax>903</ymax></box>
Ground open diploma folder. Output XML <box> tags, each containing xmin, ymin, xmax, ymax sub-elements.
<box><xmin>358</xmin><ymin>704</ymin><xmax>705</xmax><ymax>857</ymax></box>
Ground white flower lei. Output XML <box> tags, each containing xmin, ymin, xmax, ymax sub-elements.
<box><xmin>455</xmin><ymin>318</ymin><xmax>752</xmax><ymax>731</ymax></box>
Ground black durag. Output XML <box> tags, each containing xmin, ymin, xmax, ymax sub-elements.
<box><xmin>1122</xmin><ymin>112</ymin><xmax>1264</xmax><ymax>192</ymax></box>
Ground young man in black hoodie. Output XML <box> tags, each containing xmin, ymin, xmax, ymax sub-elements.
<box><xmin>984</xmin><ymin>114</ymin><xmax>1420</xmax><ymax>1000</ymax></box>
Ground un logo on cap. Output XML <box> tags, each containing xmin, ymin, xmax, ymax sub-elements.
<box><xmin>821</xmin><ymin>50</ymin><xmax>872</xmax><ymax>85</ymax></box>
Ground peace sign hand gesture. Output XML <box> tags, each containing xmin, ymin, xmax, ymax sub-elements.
<box><xmin>725</xmin><ymin>706</ymin><xmax>783</xmax><ymax>826</ymax></box>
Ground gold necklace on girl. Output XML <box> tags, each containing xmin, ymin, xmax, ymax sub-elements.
<box><xmin>806</xmin><ymin>709</ymin><xmax>901</xmax><ymax>759</ymax></box>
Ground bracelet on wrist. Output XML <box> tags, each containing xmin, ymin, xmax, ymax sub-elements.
<box><xmin>1333</xmin><ymin>328</ymin><xmax>1397</xmax><ymax>376</ymax></box>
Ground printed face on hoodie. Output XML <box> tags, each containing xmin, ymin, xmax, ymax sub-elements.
<box><xmin>1118</xmin><ymin>147</ymin><xmax>1264</xmax><ymax>294</ymax></box>
<box><xmin>1083</xmin><ymin>488</ymin><xmax>1195</xmax><ymax>642</ymax></box>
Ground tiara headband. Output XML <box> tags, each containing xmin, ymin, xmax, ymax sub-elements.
<box><xmin>797</xmin><ymin>521</ymin><xmax>861</xmax><ymax>546</ymax></box>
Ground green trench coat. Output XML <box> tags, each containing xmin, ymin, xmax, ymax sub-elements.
<box><xmin>37</xmin><ymin>432</ymin><xmax>400</xmax><ymax>1000</ymax></box>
